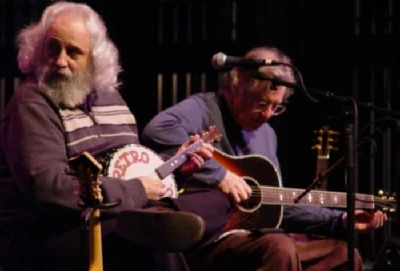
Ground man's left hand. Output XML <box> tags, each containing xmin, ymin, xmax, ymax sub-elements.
<box><xmin>342</xmin><ymin>210</ymin><xmax>388</xmax><ymax>233</ymax></box>
<box><xmin>178</xmin><ymin>134</ymin><xmax>214</xmax><ymax>177</ymax></box>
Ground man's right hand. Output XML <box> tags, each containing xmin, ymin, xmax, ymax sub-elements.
<box><xmin>218</xmin><ymin>170</ymin><xmax>252</xmax><ymax>203</ymax></box>
<box><xmin>138</xmin><ymin>175</ymin><xmax>167</xmax><ymax>200</ymax></box>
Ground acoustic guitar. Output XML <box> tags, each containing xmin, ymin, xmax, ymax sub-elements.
<box><xmin>212</xmin><ymin>149</ymin><xmax>397</xmax><ymax>233</ymax></box>
<box><xmin>311</xmin><ymin>126</ymin><xmax>339</xmax><ymax>190</ymax></box>
<box><xmin>70</xmin><ymin>151</ymin><xmax>104</xmax><ymax>271</ymax></box>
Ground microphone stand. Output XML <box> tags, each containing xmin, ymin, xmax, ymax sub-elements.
<box><xmin>253</xmin><ymin>74</ymin><xmax>400</xmax><ymax>271</ymax></box>
<box><xmin>257</xmin><ymin>75</ymin><xmax>400</xmax><ymax>118</ymax></box>
<box><xmin>344</xmin><ymin>115</ymin><xmax>356</xmax><ymax>271</ymax></box>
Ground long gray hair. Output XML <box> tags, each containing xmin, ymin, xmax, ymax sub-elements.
<box><xmin>16</xmin><ymin>1</ymin><xmax>121</xmax><ymax>93</ymax></box>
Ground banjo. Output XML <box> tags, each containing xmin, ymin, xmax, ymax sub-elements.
<box><xmin>101</xmin><ymin>126</ymin><xmax>222</xmax><ymax>198</ymax></box>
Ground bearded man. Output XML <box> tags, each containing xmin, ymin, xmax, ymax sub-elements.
<box><xmin>0</xmin><ymin>2</ymin><xmax>223</xmax><ymax>270</ymax></box>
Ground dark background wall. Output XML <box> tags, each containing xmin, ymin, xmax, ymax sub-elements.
<box><xmin>1</xmin><ymin>0</ymin><xmax>399</xmax><ymax>263</ymax></box>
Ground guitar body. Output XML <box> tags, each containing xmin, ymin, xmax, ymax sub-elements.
<box><xmin>213</xmin><ymin>150</ymin><xmax>283</xmax><ymax>231</ymax></box>
<box><xmin>213</xmin><ymin>150</ymin><xmax>396</xmax><ymax>233</ymax></box>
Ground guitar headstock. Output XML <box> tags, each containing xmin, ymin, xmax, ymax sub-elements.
<box><xmin>200</xmin><ymin>125</ymin><xmax>222</xmax><ymax>144</ymax></box>
<box><xmin>69</xmin><ymin>151</ymin><xmax>103</xmax><ymax>206</ymax></box>
<box><xmin>312</xmin><ymin>126</ymin><xmax>339</xmax><ymax>159</ymax></box>
<box><xmin>375</xmin><ymin>190</ymin><xmax>398</xmax><ymax>215</ymax></box>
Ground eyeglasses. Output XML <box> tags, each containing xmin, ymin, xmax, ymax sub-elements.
<box><xmin>253</xmin><ymin>101</ymin><xmax>286</xmax><ymax>116</ymax></box>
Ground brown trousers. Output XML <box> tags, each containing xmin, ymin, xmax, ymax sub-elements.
<box><xmin>188</xmin><ymin>232</ymin><xmax>362</xmax><ymax>271</ymax></box>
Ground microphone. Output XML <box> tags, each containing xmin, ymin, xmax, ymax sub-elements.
<box><xmin>211</xmin><ymin>52</ymin><xmax>280</xmax><ymax>70</ymax></box>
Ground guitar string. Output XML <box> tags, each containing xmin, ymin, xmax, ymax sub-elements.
<box><xmin>241</xmin><ymin>187</ymin><xmax>395</xmax><ymax>208</ymax></box>
<box><xmin>247</xmin><ymin>194</ymin><xmax>395</xmax><ymax>206</ymax></box>
<box><xmin>245</xmin><ymin>185</ymin><xmax>394</xmax><ymax>204</ymax></box>
<box><xmin>244</xmin><ymin>191</ymin><xmax>393</xmax><ymax>204</ymax></box>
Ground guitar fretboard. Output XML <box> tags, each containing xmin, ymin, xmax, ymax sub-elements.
<box><xmin>260</xmin><ymin>186</ymin><xmax>375</xmax><ymax>209</ymax></box>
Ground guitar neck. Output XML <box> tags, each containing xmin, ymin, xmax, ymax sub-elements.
<box><xmin>315</xmin><ymin>158</ymin><xmax>329</xmax><ymax>190</ymax></box>
<box><xmin>89</xmin><ymin>208</ymin><xmax>103</xmax><ymax>271</ymax></box>
<box><xmin>316</xmin><ymin>158</ymin><xmax>329</xmax><ymax>176</ymax></box>
<box><xmin>155</xmin><ymin>140</ymin><xmax>203</xmax><ymax>180</ymax></box>
<box><xmin>69</xmin><ymin>151</ymin><xmax>104</xmax><ymax>271</ymax></box>
<box><xmin>261</xmin><ymin>186</ymin><xmax>375</xmax><ymax>209</ymax></box>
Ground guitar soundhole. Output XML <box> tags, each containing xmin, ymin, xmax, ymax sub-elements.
<box><xmin>238</xmin><ymin>177</ymin><xmax>262</xmax><ymax>213</ymax></box>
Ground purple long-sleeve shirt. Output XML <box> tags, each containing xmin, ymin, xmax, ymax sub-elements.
<box><xmin>0</xmin><ymin>78</ymin><xmax>148</xmax><ymax>260</ymax></box>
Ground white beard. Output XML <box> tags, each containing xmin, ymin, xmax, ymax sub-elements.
<box><xmin>37</xmin><ymin>65</ymin><xmax>92</xmax><ymax>108</ymax></box>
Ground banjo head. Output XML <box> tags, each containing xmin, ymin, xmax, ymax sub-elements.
<box><xmin>102</xmin><ymin>144</ymin><xmax>178</xmax><ymax>198</ymax></box>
